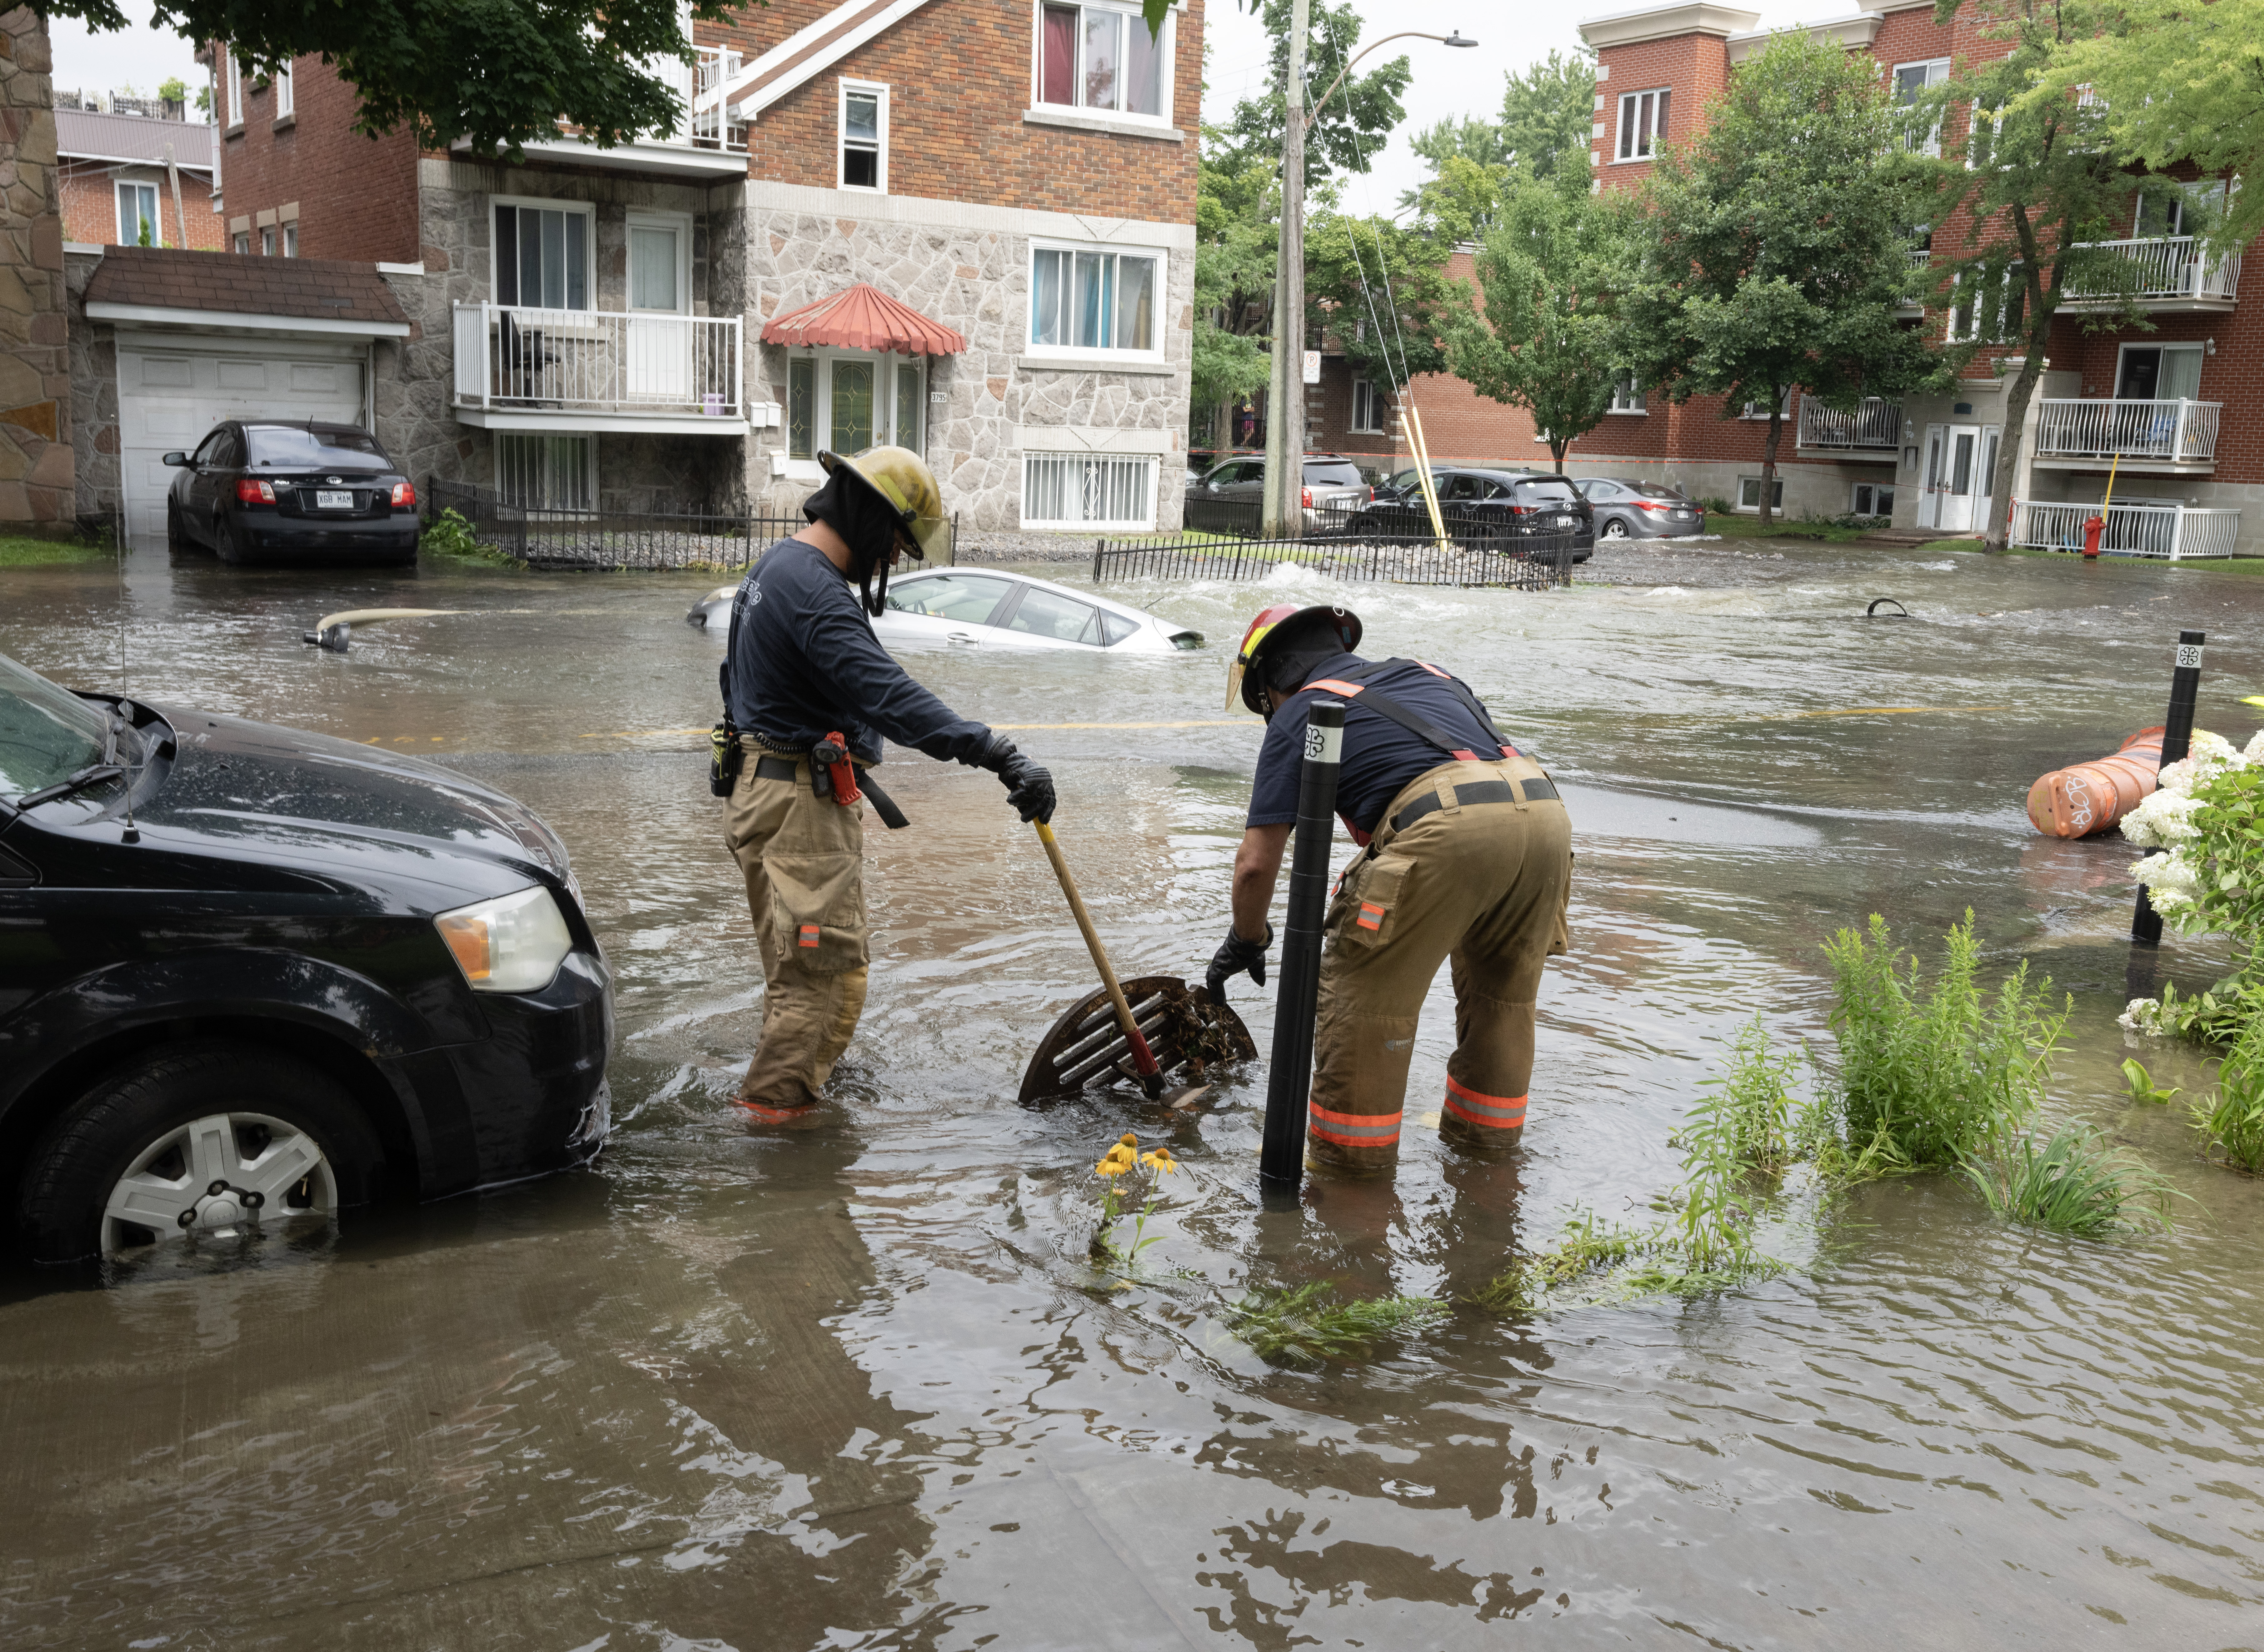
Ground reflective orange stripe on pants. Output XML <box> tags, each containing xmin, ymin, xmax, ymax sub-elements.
<box><xmin>1444</xmin><ymin>1074</ymin><xmax>1527</xmax><ymax>1130</ymax></box>
<box><xmin>736</xmin><ymin>1098</ymin><xmax>815</xmax><ymax>1124</ymax></box>
<box><xmin>1308</xmin><ymin>1101</ymin><xmax>1403</xmax><ymax>1147</ymax></box>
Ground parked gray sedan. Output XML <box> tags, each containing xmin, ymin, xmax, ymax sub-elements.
<box><xmin>1571</xmin><ymin>477</ymin><xmax>1708</xmax><ymax>540</ymax></box>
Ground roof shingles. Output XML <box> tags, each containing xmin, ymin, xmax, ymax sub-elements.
<box><xmin>82</xmin><ymin>246</ymin><xmax>409</xmax><ymax>326</ymax></box>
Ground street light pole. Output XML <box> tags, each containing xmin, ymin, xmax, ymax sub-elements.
<box><xmin>1263</xmin><ymin>0</ymin><xmax>1310</xmax><ymax>541</ymax></box>
<box><xmin>1263</xmin><ymin>27</ymin><xmax>1477</xmax><ymax>541</ymax></box>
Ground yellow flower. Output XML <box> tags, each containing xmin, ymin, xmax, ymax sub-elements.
<box><xmin>1094</xmin><ymin>1155</ymin><xmax>1132</xmax><ymax>1177</ymax></box>
<box><xmin>1139</xmin><ymin>1149</ymin><xmax>1178</xmax><ymax>1175</ymax></box>
<box><xmin>1119</xmin><ymin>1133</ymin><xmax>1139</xmax><ymax>1148</ymax></box>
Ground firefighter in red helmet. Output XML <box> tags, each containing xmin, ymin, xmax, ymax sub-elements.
<box><xmin>1208</xmin><ymin>602</ymin><xmax>1574</xmax><ymax>1172</ymax></box>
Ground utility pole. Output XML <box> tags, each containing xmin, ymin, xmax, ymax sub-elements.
<box><xmin>1263</xmin><ymin>0</ymin><xmax>1309</xmax><ymax>540</ymax></box>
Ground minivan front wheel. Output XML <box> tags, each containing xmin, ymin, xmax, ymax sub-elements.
<box><xmin>19</xmin><ymin>1043</ymin><xmax>387</xmax><ymax>1262</ymax></box>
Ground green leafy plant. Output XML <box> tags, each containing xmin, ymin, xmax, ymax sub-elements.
<box><xmin>2194</xmin><ymin>1023</ymin><xmax>2264</xmax><ymax>1174</ymax></box>
<box><xmin>2122</xmin><ymin>734</ymin><xmax>2264</xmax><ymax>1047</ymax></box>
<box><xmin>2121</xmin><ymin>1058</ymin><xmax>2181</xmax><ymax>1106</ymax></box>
<box><xmin>1961</xmin><ymin>1127</ymin><xmax>2180</xmax><ymax>1237</ymax></box>
<box><xmin>1821</xmin><ymin>911</ymin><xmax>2067</xmax><ymax>1170</ymax></box>
<box><xmin>419</xmin><ymin>507</ymin><xmax>478</xmax><ymax>558</ymax></box>
<box><xmin>1223</xmin><ymin>1282</ymin><xmax>1448</xmax><ymax>1366</ymax></box>
<box><xmin>1090</xmin><ymin>1133</ymin><xmax>1179</xmax><ymax>1272</ymax></box>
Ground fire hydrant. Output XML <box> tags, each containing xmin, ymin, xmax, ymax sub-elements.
<box><xmin>2082</xmin><ymin>515</ymin><xmax>2104</xmax><ymax>559</ymax></box>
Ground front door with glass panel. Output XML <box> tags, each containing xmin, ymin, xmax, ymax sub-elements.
<box><xmin>785</xmin><ymin>353</ymin><xmax>928</xmax><ymax>462</ymax></box>
<box><xmin>1928</xmin><ymin>422</ymin><xmax>1981</xmax><ymax>531</ymax></box>
<box><xmin>626</xmin><ymin>217</ymin><xmax>690</xmax><ymax>402</ymax></box>
<box><xmin>1972</xmin><ymin>426</ymin><xmax>2002</xmax><ymax>539</ymax></box>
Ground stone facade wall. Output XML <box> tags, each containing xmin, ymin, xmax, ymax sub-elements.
<box><xmin>384</xmin><ymin>157</ymin><xmax>746</xmax><ymax>509</ymax></box>
<box><xmin>0</xmin><ymin>7</ymin><xmax>71</xmax><ymax>525</ymax></box>
<box><xmin>745</xmin><ymin>190</ymin><xmax>1194</xmax><ymax>532</ymax></box>
<box><xmin>63</xmin><ymin>248</ymin><xmax>114</xmax><ymax>519</ymax></box>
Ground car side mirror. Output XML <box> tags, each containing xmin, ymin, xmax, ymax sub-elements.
<box><xmin>162</xmin><ymin>451</ymin><xmax>188</xmax><ymax>467</ymax></box>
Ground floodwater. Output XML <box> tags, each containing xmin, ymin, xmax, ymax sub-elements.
<box><xmin>3</xmin><ymin>538</ymin><xmax>2262</xmax><ymax>1650</ymax></box>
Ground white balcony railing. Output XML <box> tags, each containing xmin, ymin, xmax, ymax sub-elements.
<box><xmin>2010</xmin><ymin>498</ymin><xmax>2242</xmax><ymax>560</ymax></box>
<box><xmin>549</xmin><ymin>44</ymin><xmax>746</xmax><ymax>152</ymax></box>
<box><xmin>2032</xmin><ymin>398</ymin><xmax>2220</xmax><ymax>465</ymax></box>
<box><xmin>452</xmin><ymin>303</ymin><xmax>744</xmax><ymax>420</ymax></box>
<box><xmin>1798</xmin><ymin>396</ymin><xmax>1903</xmax><ymax>450</ymax></box>
<box><xmin>1907</xmin><ymin>248</ymin><xmax>1932</xmax><ymax>268</ymax></box>
<box><xmin>2063</xmin><ymin>236</ymin><xmax>2241</xmax><ymax>305</ymax></box>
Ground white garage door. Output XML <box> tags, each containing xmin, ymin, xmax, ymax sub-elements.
<box><xmin>117</xmin><ymin>334</ymin><xmax>369</xmax><ymax>540</ymax></box>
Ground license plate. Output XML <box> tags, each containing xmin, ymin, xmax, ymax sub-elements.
<box><xmin>316</xmin><ymin>490</ymin><xmax>353</xmax><ymax>510</ymax></box>
<box><xmin>1555</xmin><ymin>515</ymin><xmax>1575</xmax><ymax>527</ymax></box>
<box><xmin>1674</xmin><ymin>509</ymin><xmax>1693</xmax><ymax>519</ymax></box>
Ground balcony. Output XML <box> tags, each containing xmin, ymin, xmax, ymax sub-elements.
<box><xmin>2059</xmin><ymin>236</ymin><xmax>2241</xmax><ymax>312</ymax></box>
<box><xmin>464</xmin><ymin>45</ymin><xmax>751</xmax><ymax>179</ymax></box>
<box><xmin>2031</xmin><ymin>397</ymin><xmax>2220</xmax><ymax>474</ymax></box>
<box><xmin>1797</xmin><ymin>396</ymin><xmax>1902</xmax><ymax>455</ymax></box>
<box><xmin>2010</xmin><ymin>498</ymin><xmax>2243</xmax><ymax>560</ymax></box>
<box><xmin>452</xmin><ymin>303</ymin><xmax>754</xmax><ymax>435</ymax></box>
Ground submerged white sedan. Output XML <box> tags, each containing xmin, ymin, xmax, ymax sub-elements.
<box><xmin>689</xmin><ymin>568</ymin><xmax>1202</xmax><ymax>654</ymax></box>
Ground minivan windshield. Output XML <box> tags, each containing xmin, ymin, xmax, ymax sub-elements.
<box><xmin>246</xmin><ymin>427</ymin><xmax>391</xmax><ymax>471</ymax></box>
<box><xmin>0</xmin><ymin>652</ymin><xmax>112</xmax><ymax>800</ymax></box>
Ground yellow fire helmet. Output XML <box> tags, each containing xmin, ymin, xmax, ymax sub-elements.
<box><xmin>1224</xmin><ymin>602</ymin><xmax>1363</xmax><ymax>715</ymax></box>
<box><xmin>820</xmin><ymin>445</ymin><xmax>952</xmax><ymax>562</ymax></box>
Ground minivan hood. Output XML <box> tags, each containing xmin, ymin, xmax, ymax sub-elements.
<box><xmin>139</xmin><ymin>706</ymin><xmax>569</xmax><ymax>883</ymax></box>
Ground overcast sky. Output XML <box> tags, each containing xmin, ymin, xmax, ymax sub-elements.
<box><xmin>50</xmin><ymin>1</ymin><xmax>1860</xmax><ymax>211</ymax></box>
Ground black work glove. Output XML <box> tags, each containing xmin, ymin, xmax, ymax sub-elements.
<box><xmin>1206</xmin><ymin>923</ymin><xmax>1274</xmax><ymax>998</ymax></box>
<box><xmin>978</xmin><ymin>734</ymin><xmax>1056</xmax><ymax>824</ymax></box>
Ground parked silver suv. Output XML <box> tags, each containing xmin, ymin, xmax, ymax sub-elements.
<box><xmin>1188</xmin><ymin>453</ymin><xmax>1371</xmax><ymax>532</ymax></box>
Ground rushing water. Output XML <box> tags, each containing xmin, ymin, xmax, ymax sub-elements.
<box><xmin>3</xmin><ymin>540</ymin><xmax>2262</xmax><ymax>1649</ymax></box>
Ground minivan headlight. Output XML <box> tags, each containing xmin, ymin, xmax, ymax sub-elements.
<box><xmin>435</xmin><ymin>884</ymin><xmax>573</xmax><ymax>993</ymax></box>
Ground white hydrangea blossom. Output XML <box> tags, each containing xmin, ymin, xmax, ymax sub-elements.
<box><xmin>2132</xmin><ymin>846</ymin><xmax>2202</xmax><ymax>914</ymax></box>
<box><xmin>2120</xmin><ymin>996</ymin><xmax>2170</xmax><ymax>1035</ymax></box>
<box><xmin>2120</xmin><ymin>788</ymin><xmax>2204</xmax><ymax>848</ymax></box>
<box><xmin>2156</xmin><ymin>729</ymin><xmax>2243</xmax><ymax>798</ymax></box>
<box><xmin>2245</xmin><ymin>728</ymin><xmax>2264</xmax><ymax>765</ymax></box>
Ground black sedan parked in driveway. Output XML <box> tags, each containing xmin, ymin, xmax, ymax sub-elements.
<box><xmin>165</xmin><ymin>420</ymin><xmax>420</xmax><ymax>565</ymax></box>
<box><xmin>1572</xmin><ymin>477</ymin><xmax>1708</xmax><ymax>540</ymax></box>
<box><xmin>0</xmin><ymin>649</ymin><xmax>611</xmax><ymax>1263</ymax></box>
<box><xmin>1345</xmin><ymin>466</ymin><xmax>1594</xmax><ymax>560</ymax></box>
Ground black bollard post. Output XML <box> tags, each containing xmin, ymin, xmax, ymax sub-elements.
<box><xmin>2132</xmin><ymin>629</ymin><xmax>2205</xmax><ymax>946</ymax></box>
<box><xmin>1259</xmin><ymin>699</ymin><xmax>1344</xmax><ymax>1193</ymax></box>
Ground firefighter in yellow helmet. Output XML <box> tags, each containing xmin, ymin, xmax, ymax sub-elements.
<box><xmin>1208</xmin><ymin>602</ymin><xmax>1573</xmax><ymax>1172</ymax></box>
<box><xmin>717</xmin><ymin>447</ymin><xmax>1055</xmax><ymax>1124</ymax></box>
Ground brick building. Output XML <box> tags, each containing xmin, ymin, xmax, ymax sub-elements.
<box><xmin>1307</xmin><ymin>0</ymin><xmax>2258</xmax><ymax>556</ymax></box>
<box><xmin>70</xmin><ymin>1</ymin><xmax>1203</xmax><ymax>539</ymax></box>
<box><xmin>55</xmin><ymin>108</ymin><xmax>221</xmax><ymax>251</ymax></box>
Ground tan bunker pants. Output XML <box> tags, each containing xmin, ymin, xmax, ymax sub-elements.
<box><xmin>1307</xmin><ymin>754</ymin><xmax>1573</xmax><ymax>1173</ymax></box>
<box><xmin>723</xmin><ymin>755</ymin><xmax>870</xmax><ymax>1117</ymax></box>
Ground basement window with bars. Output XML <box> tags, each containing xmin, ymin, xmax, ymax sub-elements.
<box><xmin>1022</xmin><ymin>451</ymin><xmax>1154</xmax><ymax>530</ymax></box>
<box><xmin>496</xmin><ymin>434</ymin><xmax>597</xmax><ymax>514</ymax></box>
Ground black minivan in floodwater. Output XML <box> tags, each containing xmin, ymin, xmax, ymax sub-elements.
<box><xmin>165</xmin><ymin>420</ymin><xmax>421</xmax><ymax>565</ymax></box>
<box><xmin>0</xmin><ymin>651</ymin><xmax>611</xmax><ymax>1263</ymax></box>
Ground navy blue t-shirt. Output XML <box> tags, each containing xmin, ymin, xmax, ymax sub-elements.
<box><xmin>1246</xmin><ymin>654</ymin><xmax>1517</xmax><ymax>835</ymax></box>
<box><xmin>725</xmin><ymin>538</ymin><xmax>991</xmax><ymax>766</ymax></box>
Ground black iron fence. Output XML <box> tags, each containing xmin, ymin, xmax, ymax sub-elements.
<box><xmin>1093</xmin><ymin>531</ymin><xmax>1580</xmax><ymax>590</ymax></box>
<box><xmin>424</xmin><ymin>479</ymin><xmax>960</xmax><ymax>570</ymax></box>
<box><xmin>1182</xmin><ymin>494</ymin><xmax>1266</xmax><ymax>539</ymax></box>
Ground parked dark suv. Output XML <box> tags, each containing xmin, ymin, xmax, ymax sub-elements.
<box><xmin>166</xmin><ymin>420</ymin><xmax>420</xmax><ymax>566</ymax></box>
<box><xmin>1348</xmin><ymin>466</ymin><xmax>1594</xmax><ymax>560</ymax></box>
<box><xmin>0</xmin><ymin>650</ymin><xmax>611</xmax><ymax>1263</ymax></box>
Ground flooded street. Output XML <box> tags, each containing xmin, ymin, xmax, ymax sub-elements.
<box><xmin>4</xmin><ymin>539</ymin><xmax>2262</xmax><ymax>1649</ymax></box>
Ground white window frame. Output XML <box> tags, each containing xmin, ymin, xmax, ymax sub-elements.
<box><xmin>490</xmin><ymin>195</ymin><xmax>597</xmax><ymax>311</ymax></box>
<box><xmin>116</xmin><ymin>180</ymin><xmax>160</xmax><ymax>246</ymax></box>
<box><xmin>1739</xmin><ymin>387</ymin><xmax>1793</xmax><ymax>421</ymax></box>
<box><xmin>1615</xmin><ymin>87</ymin><xmax>1670</xmax><ymax>162</ymax></box>
<box><xmin>225</xmin><ymin>50</ymin><xmax>243</xmax><ymax>127</ymax></box>
<box><xmin>2112</xmin><ymin>341</ymin><xmax>2206</xmax><ymax>400</ymax></box>
<box><xmin>624</xmin><ymin>208</ymin><xmax>693</xmax><ymax>314</ymax></box>
<box><xmin>1945</xmin><ymin>267</ymin><xmax>2024</xmax><ymax>344</ymax></box>
<box><xmin>495</xmin><ymin>432</ymin><xmax>599</xmax><ymax>515</ymax></box>
<box><xmin>1893</xmin><ymin>59</ymin><xmax>1951</xmax><ymax>156</ymax></box>
<box><xmin>282</xmin><ymin>223</ymin><xmax>298</xmax><ymax>257</ymax></box>
<box><xmin>1020</xmin><ymin>450</ymin><xmax>1157</xmax><ymax>531</ymax></box>
<box><xmin>260</xmin><ymin>225</ymin><xmax>276</xmax><ymax>256</ymax></box>
<box><xmin>837</xmin><ymin>79</ymin><xmax>888</xmax><ymax>194</ymax></box>
<box><xmin>1026</xmin><ymin>239</ymin><xmax>1167</xmax><ymax>363</ymax></box>
<box><xmin>780</xmin><ymin>348</ymin><xmax>929</xmax><ymax>481</ymax></box>
<box><xmin>1032</xmin><ymin>0</ymin><xmax>1175</xmax><ymax>128</ymax></box>
<box><xmin>1851</xmin><ymin>481</ymin><xmax>1895</xmax><ymax>516</ymax></box>
<box><xmin>1736</xmin><ymin>475</ymin><xmax>1785</xmax><ymax>512</ymax></box>
<box><xmin>1349</xmin><ymin>376</ymin><xmax>1385</xmax><ymax>435</ymax></box>
<box><xmin>233</xmin><ymin>231</ymin><xmax>250</xmax><ymax>255</ymax></box>
<box><xmin>1608</xmin><ymin>374</ymin><xmax>1645</xmax><ymax>415</ymax></box>
<box><xmin>274</xmin><ymin>59</ymin><xmax>293</xmax><ymax>121</ymax></box>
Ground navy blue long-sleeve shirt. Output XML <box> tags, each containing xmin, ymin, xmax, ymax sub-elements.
<box><xmin>725</xmin><ymin>537</ymin><xmax>991</xmax><ymax>766</ymax></box>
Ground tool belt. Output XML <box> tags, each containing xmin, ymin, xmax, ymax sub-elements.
<box><xmin>750</xmin><ymin>751</ymin><xmax>910</xmax><ymax>830</ymax></box>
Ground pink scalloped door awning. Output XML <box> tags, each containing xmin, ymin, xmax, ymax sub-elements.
<box><xmin>759</xmin><ymin>283</ymin><xmax>969</xmax><ymax>356</ymax></box>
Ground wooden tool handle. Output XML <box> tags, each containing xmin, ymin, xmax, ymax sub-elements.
<box><xmin>1034</xmin><ymin>821</ymin><xmax>1159</xmax><ymax>1077</ymax></box>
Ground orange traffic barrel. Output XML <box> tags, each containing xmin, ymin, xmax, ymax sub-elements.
<box><xmin>2026</xmin><ymin>727</ymin><xmax>2165</xmax><ymax>838</ymax></box>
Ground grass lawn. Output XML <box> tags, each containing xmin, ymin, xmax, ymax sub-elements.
<box><xmin>0</xmin><ymin>535</ymin><xmax>111</xmax><ymax>569</ymax></box>
<box><xmin>1703</xmin><ymin>513</ymin><xmax>1885</xmax><ymax>544</ymax></box>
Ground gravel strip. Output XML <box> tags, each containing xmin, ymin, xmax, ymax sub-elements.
<box><xmin>950</xmin><ymin>530</ymin><xmax>1105</xmax><ymax>567</ymax></box>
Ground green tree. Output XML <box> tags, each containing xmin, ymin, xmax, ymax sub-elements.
<box><xmin>41</xmin><ymin>0</ymin><xmax>751</xmax><ymax>157</ymax></box>
<box><xmin>1620</xmin><ymin>32</ymin><xmax>1937</xmax><ymax>529</ymax></box>
<box><xmin>1192</xmin><ymin>132</ymin><xmax>1279</xmax><ymax>422</ymax></box>
<box><xmin>157</xmin><ymin>74</ymin><xmax>187</xmax><ymax>106</ymax></box>
<box><xmin>1307</xmin><ymin>208</ymin><xmax>1460</xmax><ymax>386</ymax></box>
<box><xmin>1498</xmin><ymin>49</ymin><xmax>1597</xmax><ymax>183</ymax></box>
<box><xmin>2006</xmin><ymin>0</ymin><xmax>2262</xmax><ymax>250</ymax></box>
<box><xmin>1217</xmin><ymin>0</ymin><xmax>1412</xmax><ymax>188</ymax></box>
<box><xmin>1400</xmin><ymin>116</ymin><xmax>1510</xmax><ymax>235</ymax></box>
<box><xmin>1925</xmin><ymin>0</ymin><xmax>2152</xmax><ymax>550</ymax></box>
<box><xmin>1444</xmin><ymin>169</ymin><xmax>1625</xmax><ymax>470</ymax></box>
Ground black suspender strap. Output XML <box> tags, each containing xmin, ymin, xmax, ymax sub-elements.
<box><xmin>1299</xmin><ymin>659</ymin><xmax>1517</xmax><ymax>765</ymax></box>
